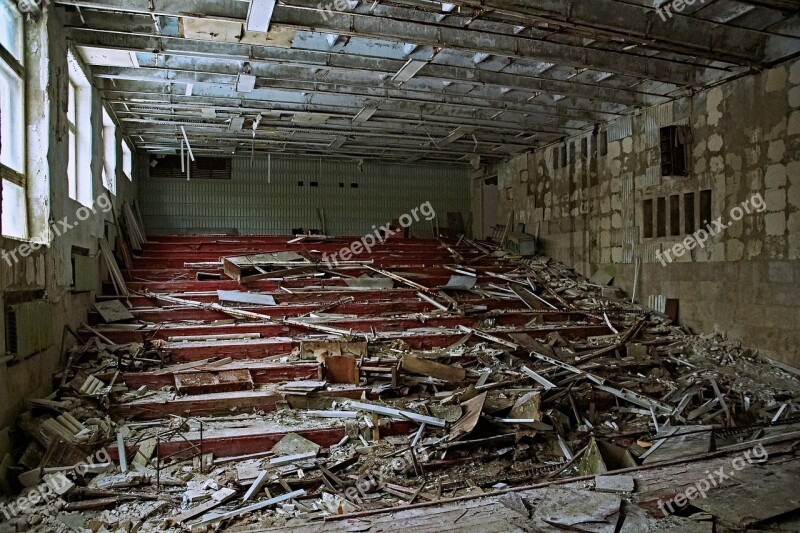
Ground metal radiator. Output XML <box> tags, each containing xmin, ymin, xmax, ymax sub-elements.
<box><xmin>5</xmin><ymin>300</ymin><xmax>54</xmax><ymax>360</ymax></box>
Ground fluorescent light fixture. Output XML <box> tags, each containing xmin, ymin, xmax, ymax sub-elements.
<box><xmin>236</xmin><ymin>73</ymin><xmax>257</xmax><ymax>93</ymax></box>
<box><xmin>185</xmin><ymin>83</ymin><xmax>193</xmax><ymax>96</ymax></box>
<box><xmin>201</xmin><ymin>107</ymin><xmax>217</xmax><ymax>119</ymax></box>
<box><xmin>352</xmin><ymin>107</ymin><xmax>377</xmax><ymax>125</ymax></box>
<box><xmin>228</xmin><ymin>116</ymin><xmax>245</xmax><ymax>132</ymax></box>
<box><xmin>246</xmin><ymin>0</ymin><xmax>277</xmax><ymax>33</ymax></box>
<box><xmin>440</xmin><ymin>126</ymin><xmax>474</xmax><ymax>146</ymax></box>
<box><xmin>180</xmin><ymin>126</ymin><xmax>195</xmax><ymax>162</ymax></box>
<box><xmin>391</xmin><ymin>59</ymin><xmax>428</xmax><ymax>84</ymax></box>
<box><xmin>329</xmin><ymin>136</ymin><xmax>346</xmax><ymax>150</ymax></box>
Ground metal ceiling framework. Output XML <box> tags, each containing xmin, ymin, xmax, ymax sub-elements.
<box><xmin>53</xmin><ymin>0</ymin><xmax>800</xmax><ymax>164</ymax></box>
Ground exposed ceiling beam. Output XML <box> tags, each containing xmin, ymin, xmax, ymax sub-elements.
<box><xmin>54</xmin><ymin>0</ymin><xmax>732</xmax><ymax>85</ymax></box>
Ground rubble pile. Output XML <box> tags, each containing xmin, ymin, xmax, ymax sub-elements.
<box><xmin>1</xmin><ymin>236</ymin><xmax>799</xmax><ymax>532</ymax></box>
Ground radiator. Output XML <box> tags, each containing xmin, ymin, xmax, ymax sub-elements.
<box><xmin>6</xmin><ymin>301</ymin><xmax>54</xmax><ymax>360</ymax></box>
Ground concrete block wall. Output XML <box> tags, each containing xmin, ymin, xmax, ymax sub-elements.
<box><xmin>495</xmin><ymin>58</ymin><xmax>800</xmax><ymax>366</ymax></box>
<box><xmin>0</xmin><ymin>6</ymin><xmax>138</xmax><ymax>432</ymax></box>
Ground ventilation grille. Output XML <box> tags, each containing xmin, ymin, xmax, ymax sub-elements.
<box><xmin>6</xmin><ymin>301</ymin><xmax>54</xmax><ymax>360</ymax></box>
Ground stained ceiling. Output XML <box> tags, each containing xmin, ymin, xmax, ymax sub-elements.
<box><xmin>50</xmin><ymin>0</ymin><xmax>800</xmax><ymax>164</ymax></box>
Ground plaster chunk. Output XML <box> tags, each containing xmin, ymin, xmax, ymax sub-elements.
<box><xmin>725</xmin><ymin>154</ymin><xmax>742</xmax><ymax>172</ymax></box>
<box><xmin>769</xmin><ymin>140</ymin><xmax>786</xmax><ymax>163</ymax></box>
<box><xmin>789</xmin><ymin>87</ymin><xmax>800</xmax><ymax>109</ymax></box>
<box><xmin>611</xmin><ymin>247</ymin><xmax>623</xmax><ymax>263</ymax></box>
<box><xmin>710</xmin><ymin>156</ymin><xmax>725</xmax><ymax>173</ymax></box>
<box><xmin>727</xmin><ymin>219</ymin><xmax>743</xmax><ymax>239</ymax></box>
<box><xmin>790</xmin><ymin>233</ymin><xmax>800</xmax><ymax>260</ymax></box>
<box><xmin>788</xmin><ymin>211</ymin><xmax>800</xmax><ymax>232</ymax></box>
<box><xmin>708</xmin><ymin>133</ymin><xmax>724</xmax><ymax>153</ymax></box>
<box><xmin>726</xmin><ymin>239</ymin><xmax>744</xmax><ymax>261</ymax></box>
<box><xmin>608</xmin><ymin>141</ymin><xmax>621</xmax><ymax>159</ymax></box>
<box><xmin>788</xmin><ymin>184</ymin><xmax>800</xmax><ymax>207</ymax></box>
<box><xmin>765</xmin><ymin>165</ymin><xmax>788</xmax><ymax>188</ymax></box>
<box><xmin>765</xmin><ymin>66</ymin><xmax>788</xmax><ymax>93</ymax></box>
<box><xmin>611</xmin><ymin>159</ymin><xmax>622</xmax><ymax>177</ymax></box>
<box><xmin>788</xmin><ymin>111</ymin><xmax>800</xmax><ymax>137</ymax></box>
<box><xmin>611</xmin><ymin>213</ymin><xmax>622</xmax><ymax>228</ymax></box>
<box><xmin>765</xmin><ymin>212</ymin><xmax>786</xmax><ymax>236</ymax></box>
<box><xmin>622</xmin><ymin>137</ymin><xmax>633</xmax><ymax>154</ymax></box>
<box><xmin>745</xmin><ymin>146</ymin><xmax>761</xmax><ymax>167</ymax></box>
<box><xmin>695</xmin><ymin>157</ymin><xmax>707</xmax><ymax>174</ymax></box>
<box><xmin>788</xmin><ymin>162</ymin><xmax>800</xmax><ymax>185</ymax></box>
<box><xmin>790</xmin><ymin>60</ymin><xmax>800</xmax><ymax>85</ymax></box>
<box><xmin>768</xmin><ymin>118</ymin><xmax>788</xmax><ymax>140</ymax></box>
<box><xmin>710</xmin><ymin>243</ymin><xmax>726</xmax><ymax>261</ymax></box>
<box><xmin>706</xmin><ymin>87</ymin><xmax>724</xmax><ymax>126</ymax></box>
<box><xmin>693</xmin><ymin>139</ymin><xmax>707</xmax><ymax>159</ymax></box>
<box><xmin>747</xmin><ymin>239</ymin><xmax>764</xmax><ymax>258</ymax></box>
<box><xmin>765</xmin><ymin>188</ymin><xmax>787</xmax><ymax>211</ymax></box>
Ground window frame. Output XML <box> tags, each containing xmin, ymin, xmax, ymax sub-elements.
<box><xmin>67</xmin><ymin>78</ymin><xmax>78</xmax><ymax>199</ymax></box>
<box><xmin>0</xmin><ymin>2</ymin><xmax>27</xmax><ymax>240</ymax></box>
<box><xmin>66</xmin><ymin>49</ymin><xmax>93</xmax><ymax>206</ymax></box>
<box><xmin>102</xmin><ymin>106</ymin><xmax>117</xmax><ymax>195</ymax></box>
<box><xmin>122</xmin><ymin>140</ymin><xmax>133</xmax><ymax>180</ymax></box>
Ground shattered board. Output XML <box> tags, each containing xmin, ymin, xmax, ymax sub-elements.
<box><xmin>93</xmin><ymin>300</ymin><xmax>135</xmax><ymax>323</ymax></box>
<box><xmin>692</xmin><ymin>460</ymin><xmax>800</xmax><ymax>528</ymax></box>
<box><xmin>442</xmin><ymin>275</ymin><xmax>477</xmax><ymax>291</ymax></box>
<box><xmin>620</xmin><ymin>504</ymin><xmax>712</xmax><ymax>532</ymax></box>
<box><xmin>344</xmin><ymin>277</ymin><xmax>394</xmax><ymax>289</ymax></box>
<box><xmin>531</xmin><ymin>487</ymin><xmax>621</xmax><ymax>533</ymax></box>
<box><xmin>642</xmin><ymin>426</ymin><xmax>713</xmax><ymax>463</ymax></box>
<box><xmin>217</xmin><ymin>291</ymin><xmax>276</xmax><ymax>306</ymax></box>
<box><xmin>271</xmin><ymin>432</ymin><xmax>321</xmax><ymax>457</ymax></box>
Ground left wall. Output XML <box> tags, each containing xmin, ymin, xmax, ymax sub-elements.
<box><xmin>0</xmin><ymin>4</ymin><xmax>138</xmax><ymax>447</ymax></box>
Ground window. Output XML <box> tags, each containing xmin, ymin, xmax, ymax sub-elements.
<box><xmin>0</xmin><ymin>2</ymin><xmax>26</xmax><ymax>239</ymax></box>
<box><xmin>684</xmin><ymin>192</ymin><xmax>695</xmax><ymax>233</ymax></box>
<box><xmin>699</xmin><ymin>189</ymin><xmax>712</xmax><ymax>226</ymax></box>
<box><xmin>122</xmin><ymin>140</ymin><xmax>132</xmax><ymax>180</ymax></box>
<box><xmin>669</xmin><ymin>194</ymin><xmax>681</xmax><ymax>236</ymax></box>
<box><xmin>660</xmin><ymin>125</ymin><xmax>690</xmax><ymax>177</ymax></box>
<box><xmin>656</xmin><ymin>197</ymin><xmax>667</xmax><ymax>238</ymax></box>
<box><xmin>643</xmin><ymin>199</ymin><xmax>653</xmax><ymax>239</ymax></box>
<box><xmin>598</xmin><ymin>130</ymin><xmax>608</xmax><ymax>157</ymax></box>
<box><xmin>67</xmin><ymin>50</ymin><xmax>92</xmax><ymax>205</ymax></box>
<box><xmin>102</xmin><ymin>108</ymin><xmax>117</xmax><ymax>195</ymax></box>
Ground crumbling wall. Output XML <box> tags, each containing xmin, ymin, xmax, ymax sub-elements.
<box><xmin>0</xmin><ymin>6</ymin><xmax>138</xmax><ymax>430</ymax></box>
<box><xmin>496</xmin><ymin>59</ymin><xmax>800</xmax><ymax>365</ymax></box>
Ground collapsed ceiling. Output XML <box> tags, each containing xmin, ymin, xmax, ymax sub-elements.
<box><xmin>54</xmin><ymin>0</ymin><xmax>800</xmax><ymax>164</ymax></box>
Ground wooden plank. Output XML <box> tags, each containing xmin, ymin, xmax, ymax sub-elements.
<box><xmin>217</xmin><ymin>290</ymin><xmax>277</xmax><ymax>306</ymax></box>
<box><xmin>401</xmin><ymin>355</ymin><xmax>466</xmax><ymax>383</ymax></box>
<box><xmin>93</xmin><ymin>300</ymin><xmax>135</xmax><ymax>323</ymax></box>
<box><xmin>348</xmin><ymin>401</ymin><xmax>447</xmax><ymax>427</ymax></box>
